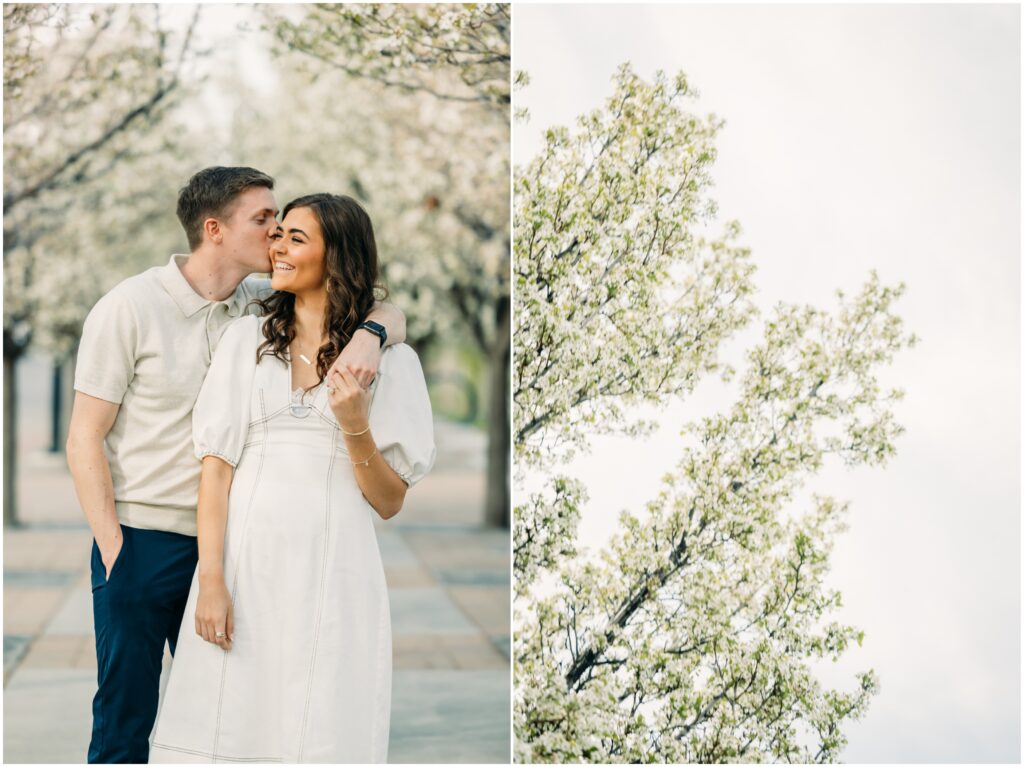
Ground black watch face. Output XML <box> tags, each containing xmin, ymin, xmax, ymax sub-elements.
<box><xmin>361</xmin><ymin>321</ymin><xmax>386</xmax><ymax>346</ymax></box>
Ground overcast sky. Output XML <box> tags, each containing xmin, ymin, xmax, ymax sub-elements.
<box><xmin>514</xmin><ymin>4</ymin><xmax>1020</xmax><ymax>762</ymax></box>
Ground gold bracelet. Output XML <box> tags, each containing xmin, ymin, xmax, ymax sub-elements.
<box><xmin>350</xmin><ymin>447</ymin><xmax>377</xmax><ymax>467</ymax></box>
<box><xmin>341</xmin><ymin>423</ymin><xmax>371</xmax><ymax>437</ymax></box>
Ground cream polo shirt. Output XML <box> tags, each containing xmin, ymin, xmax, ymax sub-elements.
<box><xmin>74</xmin><ymin>254</ymin><xmax>271</xmax><ymax>536</ymax></box>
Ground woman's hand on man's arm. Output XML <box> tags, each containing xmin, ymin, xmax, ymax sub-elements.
<box><xmin>328</xmin><ymin>366</ymin><xmax>408</xmax><ymax>519</ymax></box>
<box><xmin>329</xmin><ymin>301</ymin><xmax>406</xmax><ymax>388</ymax></box>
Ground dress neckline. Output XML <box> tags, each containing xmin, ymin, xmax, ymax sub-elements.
<box><xmin>291</xmin><ymin>382</ymin><xmax>324</xmax><ymax>402</ymax></box>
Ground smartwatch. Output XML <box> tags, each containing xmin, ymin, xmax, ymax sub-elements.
<box><xmin>357</xmin><ymin>320</ymin><xmax>387</xmax><ymax>348</ymax></box>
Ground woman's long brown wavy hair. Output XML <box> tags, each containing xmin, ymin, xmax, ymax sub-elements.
<box><xmin>255</xmin><ymin>193</ymin><xmax>388</xmax><ymax>387</ymax></box>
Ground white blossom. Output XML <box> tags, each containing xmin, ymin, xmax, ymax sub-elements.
<box><xmin>266</xmin><ymin>4</ymin><xmax>510</xmax><ymax>112</ymax></box>
<box><xmin>514</xmin><ymin>64</ymin><xmax>916</xmax><ymax>763</ymax></box>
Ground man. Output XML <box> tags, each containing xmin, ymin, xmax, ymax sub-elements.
<box><xmin>65</xmin><ymin>167</ymin><xmax>405</xmax><ymax>763</ymax></box>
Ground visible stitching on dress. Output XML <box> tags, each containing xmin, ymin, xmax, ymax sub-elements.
<box><xmin>249</xmin><ymin>402</ymin><xmax>291</xmax><ymax>425</ymax></box>
<box><xmin>198</xmin><ymin>449</ymin><xmax>239</xmax><ymax>468</ymax></box>
<box><xmin>296</xmin><ymin>425</ymin><xmax>337</xmax><ymax>761</ymax></box>
<box><xmin>150</xmin><ymin>742</ymin><xmax>282</xmax><ymax>762</ymax></box>
<box><xmin>315</xmin><ymin>409</ymin><xmax>341</xmax><ymax>429</ymax></box>
<box><xmin>212</xmin><ymin>388</ymin><xmax>268</xmax><ymax>759</ymax></box>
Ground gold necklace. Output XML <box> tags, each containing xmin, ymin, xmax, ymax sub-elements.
<box><xmin>291</xmin><ymin>338</ymin><xmax>323</xmax><ymax>366</ymax></box>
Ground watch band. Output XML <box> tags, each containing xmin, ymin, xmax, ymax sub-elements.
<box><xmin>358</xmin><ymin>320</ymin><xmax>387</xmax><ymax>348</ymax></box>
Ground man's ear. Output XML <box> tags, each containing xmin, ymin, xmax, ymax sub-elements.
<box><xmin>203</xmin><ymin>217</ymin><xmax>222</xmax><ymax>245</ymax></box>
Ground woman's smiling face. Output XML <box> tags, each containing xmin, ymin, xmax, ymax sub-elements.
<box><xmin>269</xmin><ymin>206</ymin><xmax>326</xmax><ymax>294</ymax></box>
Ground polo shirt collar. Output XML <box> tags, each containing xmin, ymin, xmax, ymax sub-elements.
<box><xmin>159</xmin><ymin>255</ymin><xmax>246</xmax><ymax>319</ymax></box>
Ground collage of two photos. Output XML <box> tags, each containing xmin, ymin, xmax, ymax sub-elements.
<box><xmin>2</xmin><ymin>2</ymin><xmax>1020</xmax><ymax>765</ymax></box>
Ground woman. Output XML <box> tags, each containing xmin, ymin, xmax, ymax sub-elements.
<box><xmin>149</xmin><ymin>194</ymin><xmax>435</xmax><ymax>763</ymax></box>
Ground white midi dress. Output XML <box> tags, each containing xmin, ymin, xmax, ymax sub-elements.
<box><xmin>149</xmin><ymin>315</ymin><xmax>436</xmax><ymax>764</ymax></box>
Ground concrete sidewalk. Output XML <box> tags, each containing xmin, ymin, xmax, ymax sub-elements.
<box><xmin>4</xmin><ymin>402</ymin><xmax>509</xmax><ymax>764</ymax></box>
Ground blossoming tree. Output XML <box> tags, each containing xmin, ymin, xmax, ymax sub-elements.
<box><xmin>265</xmin><ymin>3</ymin><xmax>511</xmax><ymax>526</ymax></box>
<box><xmin>3</xmin><ymin>3</ymin><xmax>201</xmax><ymax>525</ymax></box>
<box><xmin>268</xmin><ymin>3</ymin><xmax>509</xmax><ymax>110</ymax></box>
<box><xmin>513</xmin><ymin>64</ymin><xmax>915</xmax><ymax>762</ymax></box>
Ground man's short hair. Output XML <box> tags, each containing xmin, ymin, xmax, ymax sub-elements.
<box><xmin>176</xmin><ymin>167</ymin><xmax>275</xmax><ymax>250</ymax></box>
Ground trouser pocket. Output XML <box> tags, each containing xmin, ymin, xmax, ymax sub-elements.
<box><xmin>90</xmin><ymin>524</ymin><xmax>130</xmax><ymax>592</ymax></box>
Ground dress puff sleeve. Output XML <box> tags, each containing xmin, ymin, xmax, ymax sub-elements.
<box><xmin>367</xmin><ymin>343</ymin><xmax>437</xmax><ymax>487</ymax></box>
<box><xmin>192</xmin><ymin>315</ymin><xmax>259</xmax><ymax>467</ymax></box>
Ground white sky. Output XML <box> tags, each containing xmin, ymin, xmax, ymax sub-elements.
<box><xmin>161</xmin><ymin>4</ymin><xmax>280</xmax><ymax>138</ymax></box>
<box><xmin>514</xmin><ymin>4</ymin><xmax>1020</xmax><ymax>762</ymax></box>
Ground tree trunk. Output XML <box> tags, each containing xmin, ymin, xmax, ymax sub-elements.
<box><xmin>49</xmin><ymin>359</ymin><xmax>63</xmax><ymax>452</ymax></box>
<box><xmin>4</xmin><ymin>341</ymin><xmax>19</xmax><ymax>528</ymax></box>
<box><xmin>484</xmin><ymin>295</ymin><xmax>510</xmax><ymax>528</ymax></box>
<box><xmin>50</xmin><ymin>350</ymin><xmax>77</xmax><ymax>454</ymax></box>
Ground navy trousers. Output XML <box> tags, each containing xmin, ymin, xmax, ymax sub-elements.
<box><xmin>88</xmin><ymin>524</ymin><xmax>198</xmax><ymax>764</ymax></box>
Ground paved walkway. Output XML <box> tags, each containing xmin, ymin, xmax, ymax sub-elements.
<box><xmin>4</xmin><ymin>355</ymin><xmax>509</xmax><ymax>764</ymax></box>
